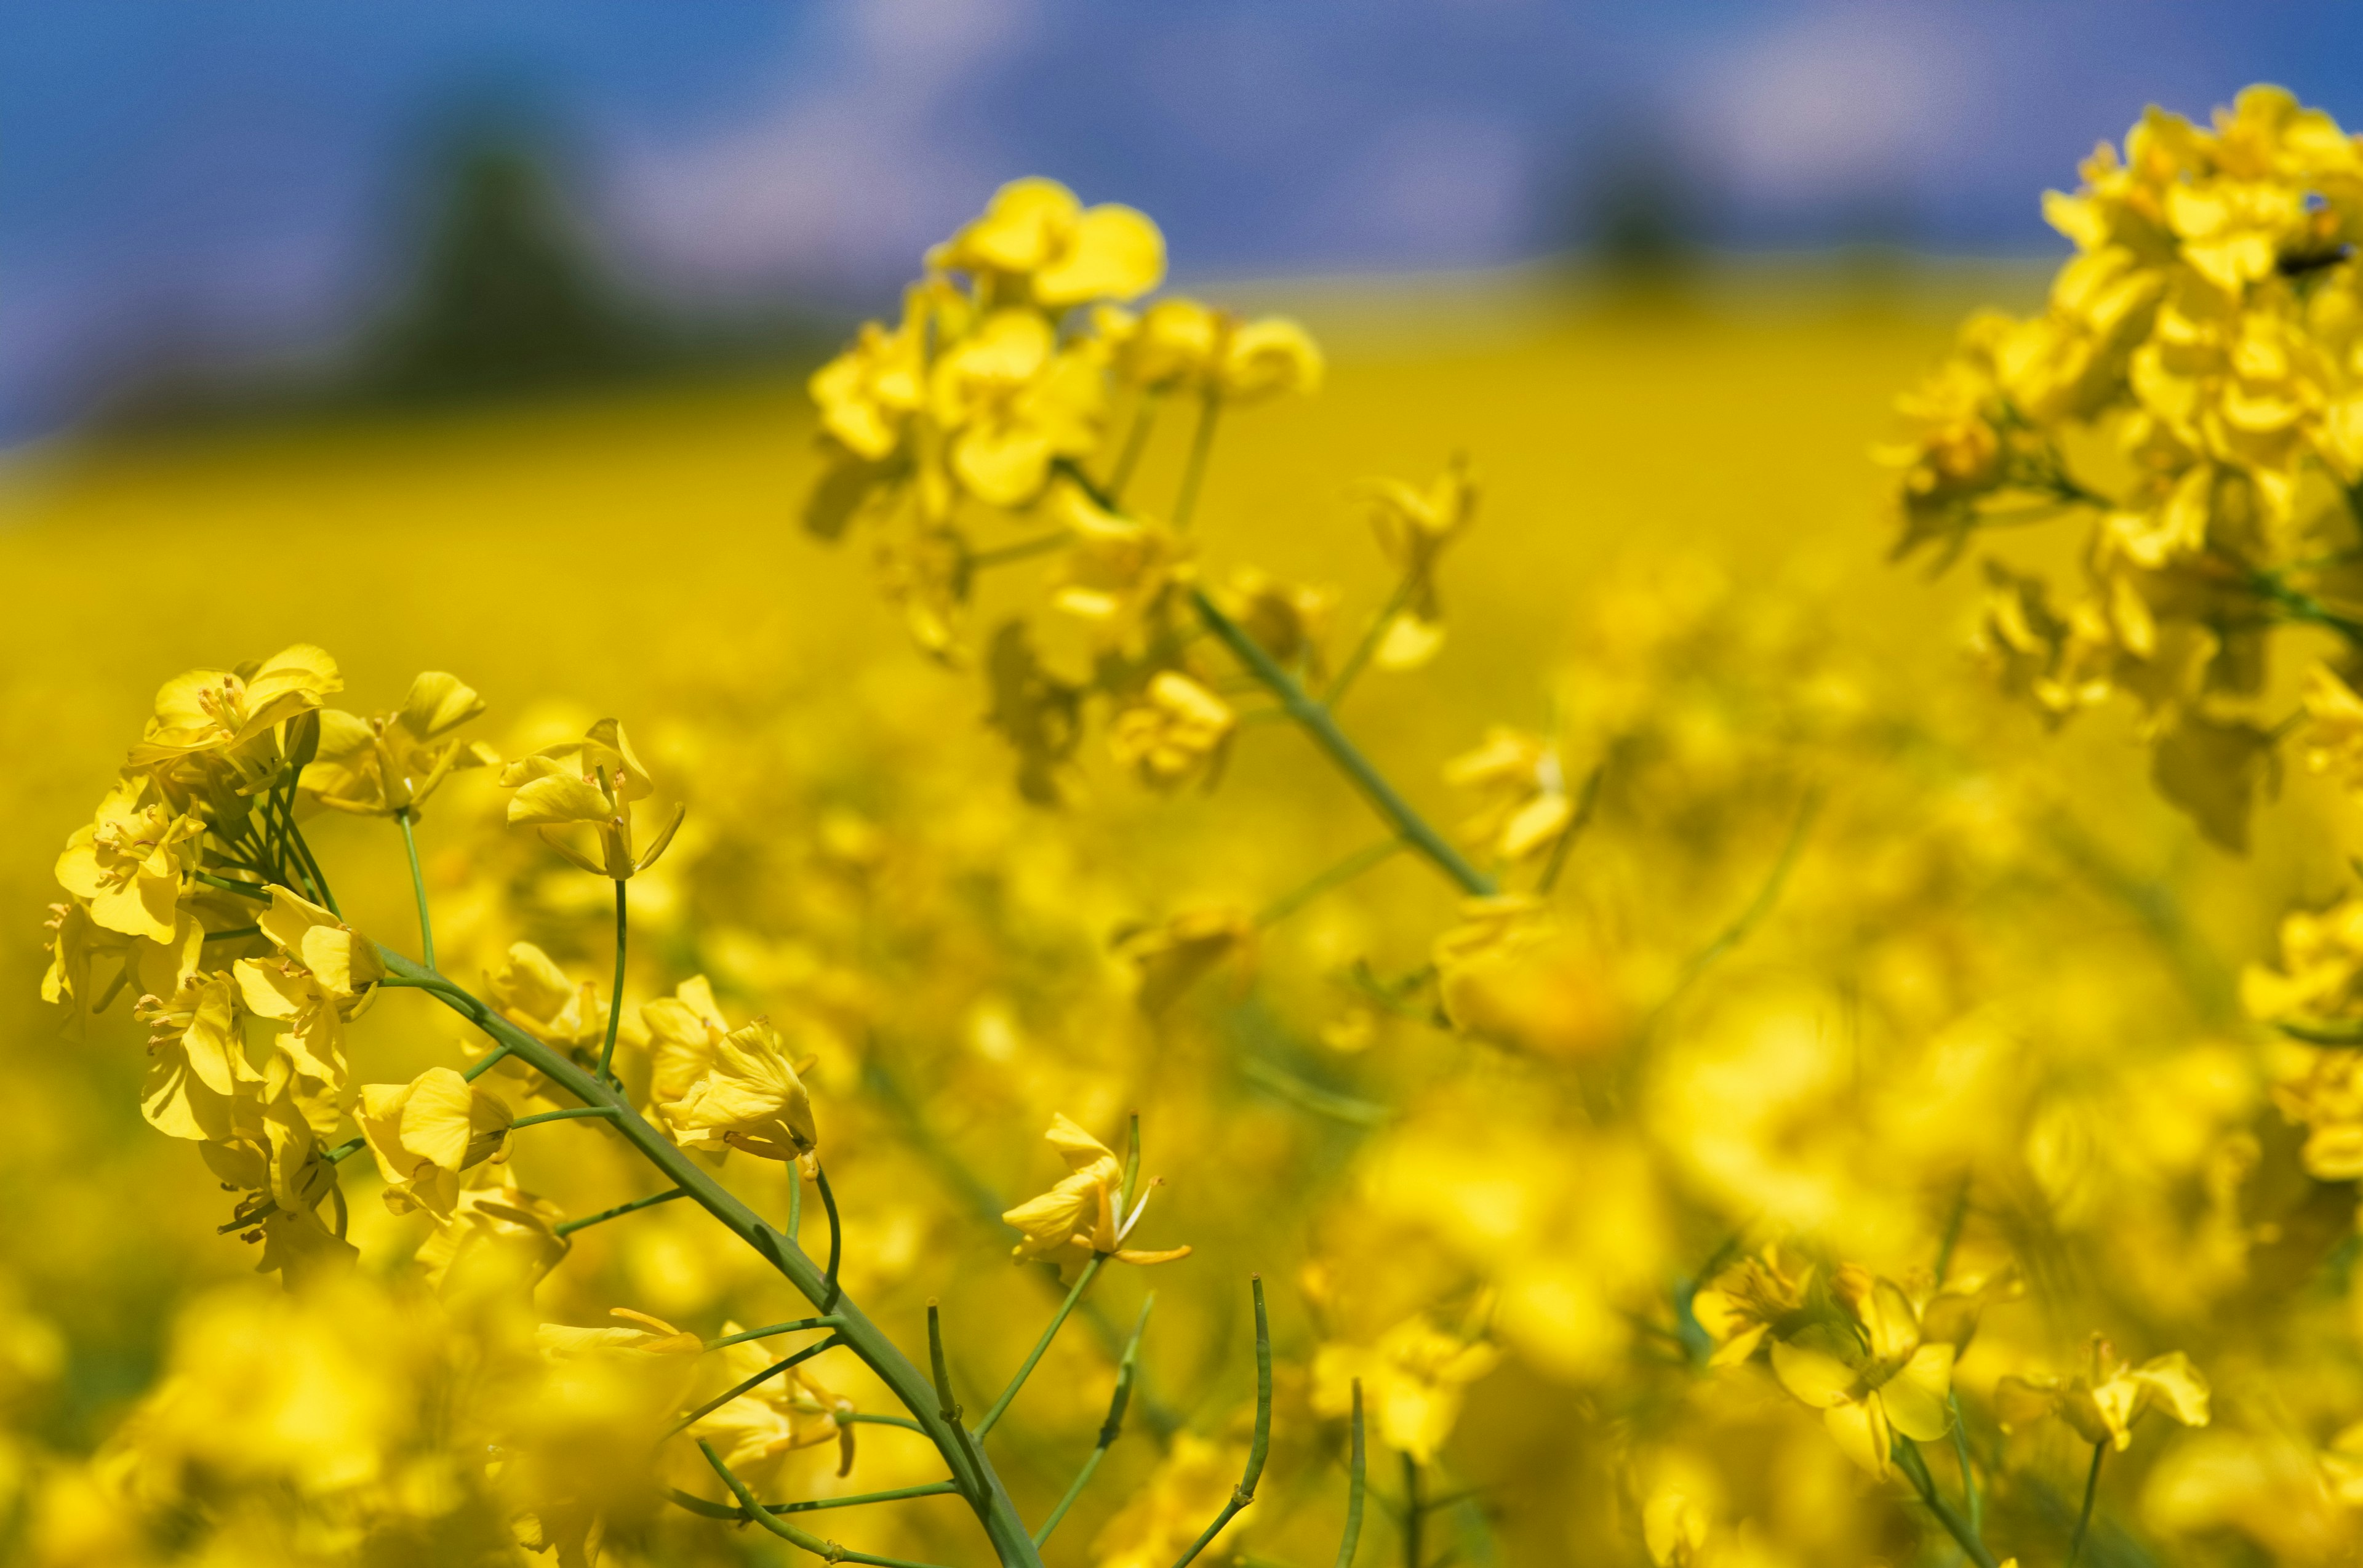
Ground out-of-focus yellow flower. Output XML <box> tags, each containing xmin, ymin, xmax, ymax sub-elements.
<box><xmin>1108</xmin><ymin>671</ymin><xmax>1234</xmax><ymax>789</ymax></box>
<box><xmin>1642</xmin><ymin>1488</ymin><xmax>1711</xmax><ymax>1567</ymax></box>
<box><xmin>984</xmin><ymin>620</ymin><xmax>1087</xmax><ymax>805</ymax></box>
<box><xmin>1114</xmin><ymin>906</ymin><xmax>1253</xmax><ymax>1014</ymax></box>
<box><xmin>502</xmin><ymin>718</ymin><xmax>684</xmax><ymax>879</ymax></box>
<box><xmin>1362</xmin><ymin>457</ymin><xmax>1478</xmax><ymax>670</ymax></box>
<box><xmin>415</xmin><ymin>1178</ymin><xmax>570</xmax><ymax>1297</ymax></box>
<box><xmin>1767</xmin><ymin>1266</ymin><xmax>1955</xmax><ymax>1477</ymax></box>
<box><xmin>930</xmin><ymin>177</ymin><xmax>1165</xmax><ymax>308</ymax></box>
<box><xmin>1090</xmin><ymin>1433</ymin><xmax>1241</xmax><ymax>1568</ymax></box>
<box><xmin>1220</xmin><ymin>566</ymin><xmax>1335</xmax><ymax>678</ymax></box>
<box><xmin>1095</xmin><ymin>299</ymin><xmax>1323</xmax><ymax>402</ymax></box>
<box><xmin>929</xmin><ymin>309</ymin><xmax>1106</xmax><ymax>507</ymax></box>
<box><xmin>654</xmin><ymin>1017</ymin><xmax>817</xmax><ymax>1162</ymax></box>
<box><xmin>1312</xmin><ymin>1314</ymin><xmax>1500</xmax><ymax>1462</ymax></box>
<box><xmin>809</xmin><ymin>295</ymin><xmax>928</xmax><ymax>460</ymax></box>
<box><xmin>1000</xmin><ymin>1114</ymin><xmax>1189</xmax><ymax>1267</ymax></box>
<box><xmin>356</xmin><ymin>1066</ymin><xmax>514</xmax><ymax>1218</ymax></box>
<box><xmin>1431</xmin><ymin>897</ymin><xmax>1625</xmax><ymax>1059</ymax></box>
<box><xmin>54</xmin><ymin>780</ymin><xmax>201</xmax><ymax>943</ymax></box>
<box><xmin>689</xmin><ymin>1329</ymin><xmax>856</xmax><ymax>1481</ymax></box>
<box><xmin>1689</xmin><ymin>1245</ymin><xmax>1814</xmax><ymax>1367</ymax></box>
<box><xmin>1050</xmin><ymin>489</ymin><xmax>1186</xmax><ymax>647</ymax></box>
<box><xmin>302</xmin><ymin>670</ymin><xmax>497</xmax><ymax>817</ymax></box>
<box><xmin>126</xmin><ymin>644</ymin><xmax>342</xmax><ymax>766</ymax></box>
<box><xmin>1995</xmin><ymin>1336</ymin><xmax>2211</xmax><ymax>1450</ymax></box>
<box><xmin>1445</xmin><ymin>727</ymin><xmax>1577</xmax><ymax>863</ymax></box>
<box><xmin>2244</xmin><ymin>894</ymin><xmax>2363</xmax><ymax>1027</ymax></box>
<box><xmin>2297</xmin><ymin>664</ymin><xmax>2363</xmax><ymax>786</ymax></box>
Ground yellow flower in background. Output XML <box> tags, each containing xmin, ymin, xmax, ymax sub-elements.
<box><xmin>2297</xmin><ymin>664</ymin><xmax>2363</xmax><ymax>786</ymax></box>
<box><xmin>929</xmin><ymin>308</ymin><xmax>1106</xmax><ymax>506</ymax></box>
<box><xmin>689</xmin><ymin>1328</ymin><xmax>857</xmax><ymax>1480</ymax></box>
<box><xmin>125</xmin><ymin>643</ymin><xmax>342</xmax><ymax>766</ymax></box>
<box><xmin>655</xmin><ymin>1017</ymin><xmax>817</xmax><ymax>1162</ymax></box>
<box><xmin>356</xmin><ymin>1066</ymin><xmax>514</xmax><ymax>1218</ymax></box>
<box><xmin>415</xmin><ymin>1179</ymin><xmax>570</xmax><ymax>1298</ymax></box>
<box><xmin>1049</xmin><ymin>489</ymin><xmax>1186</xmax><ymax>647</ymax></box>
<box><xmin>1995</xmin><ymin>1337</ymin><xmax>2210</xmax><ymax>1451</ymax></box>
<box><xmin>1444</xmin><ymin>726</ymin><xmax>1577</xmax><ymax>863</ymax></box>
<box><xmin>1001</xmin><ymin>1114</ymin><xmax>1189</xmax><ymax>1266</ymax></box>
<box><xmin>1767</xmin><ymin>1266</ymin><xmax>1955</xmax><ymax>1477</ymax></box>
<box><xmin>2271</xmin><ymin>1045</ymin><xmax>2363</xmax><ymax>1178</ymax></box>
<box><xmin>1095</xmin><ymin>298</ymin><xmax>1323</xmax><ymax>402</ymax></box>
<box><xmin>54</xmin><ymin>780</ymin><xmax>202</xmax><ymax>943</ymax></box>
<box><xmin>1431</xmin><ymin>897</ymin><xmax>1625</xmax><ymax>1060</ymax></box>
<box><xmin>502</xmin><ymin>717</ymin><xmax>685</xmax><ymax>879</ymax></box>
<box><xmin>1090</xmin><ymin>1434</ymin><xmax>1241</xmax><ymax>1568</ymax></box>
<box><xmin>1108</xmin><ymin>671</ymin><xmax>1234</xmax><ymax>789</ymax></box>
<box><xmin>2243</xmin><ymin>895</ymin><xmax>2363</xmax><ymax>1027</ymax></box>
<box><xmin>1218</xmin><ymin>316</ymin><xmax>1323</xmax><ymax>402</ymax></box>
<box><xmin>1114</xmin><ymin>906</ymin><xmax>1254</xmax><ymax>1014</ymax></box>
<box><xmin>1220</xmin><ymin>567</ymin><xmax>1335</xmax><ymax>678</ymax></box>
<box><xmin>302</xmin><ymin>670</ymin><xmax>497</xmax><ymax>817</ymax></box>
<box><xmin>809</xmin><ymin>297</ymin><xmax>928</xmax><ymax>460</ymax></box>
<box><xmin>1312</xmin><ymin>1315</ymin><xmax>1500</xmax><ymax>1462</ymax></box>
<box><xmin>930</xmin><ymin>177</ymin><xmax>1165</xmax><ymax>308</ymax></box>
<box><xmin>1361</xmin><ymin>456</ymin><xmax>1478</xmax><ymax>670</ymax></box>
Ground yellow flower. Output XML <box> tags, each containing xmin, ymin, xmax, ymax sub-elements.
<box><xmin>2242</xmin><ymin>894</ymin><xmax>2363</xmax><ymax>1027</ymax></box>
<box><xmin>639</xmin><ymin>974</ymin><xmax>730</xmax><ymax>1124</ymax></box>
<box><xmin>1444</xmin><ymin>727</ymin><xmax>1577</xmax><ymax>863</ymax></box>
<box><xmin>1049</xmin><ymin>489</ymin><xmax>1186</xmax><ymax>649</ymax></box>
<box><xmin>655</xmin><ymin>1017</ymin><xmax>818</xmax><ymax>1162</ymax></box>
<box><xmin>1089</xmin><ymin>1433</ymin><xmax>1241</xmax><ymax>1568</ymax></box>
<box><xmin>501</xmin><ymin>718</ymin><xmax>685</xmax><ymax>879</ymax></box>
<box><xmin>1994</xmin><ymin>1336</ymin><xmax>2211</xmax><ymax>1451</ymax></box>
<box><xmin>415</xmin><ymin>1178</ymin><xmax>570</xmax><ymax>1297</ymax></box>
<box><xmin>999</xmin><ymin>1114</ymin><xmax>1189</xmax><ymax>1266</ymax></box>
<box><xmin>1108</xmin><ymin>671</ymin><xmax>1234</xmax><ymax>789</ymax></box>
<box><xmin>54</xmin><ymin>779</ymin><xmax>202</xmax><ymax>943</ymax></box>
<box><xmin>928</xmin><ymin>309</ymin><xmax>1106</xmax><ymax>507</ymax></box>
<box><xmin>302</xmin><ymin>670</ymin><xmax>497</xmax><ymax>817</ymax></box>
<box><xmin>1094</xmin><ymin>299</ymin><xmax>1323</xmax><ymax>401</ymax></box>
<box><xmin>983</xmin><ymin>621</ymin><xmax>1086</xmax><ymax>806</ymax></box>
<box><xmin>356</xmin><ymin>1066</ymin><xmax>514</xmax><ymax>1218</ymax></box>
<box><xmin>2268</xmin><ymin>1044</ymin><xmax>2363</xmax><ymax>1178</ymax></box>
<box><xmin>126</xmin><ymin>644</ymin><xmax>342</xmax><ymax>766</ymax></box>
<box><xmin>1767</xmin><ymin>1266</ymin><xmax>1955</xmax><ymax>1477</ymax></box>
<box><xmin>1218</xmin><ymin>567</ymin><xmax>1335</xmax><ymax>679</ymax></box>
<box><xmin>131</xmin><ymin>971</ymin><xmax>258</xmax><ymax>1143</ymax></box>
<box><xmin>1312</xmin><ymin>1316</ymin><xmax>1500</xmax><ymax>1462</ymax></box>
<box><xmin>689</xmin><ymin>1330</ymin><xmax>857</xmax><ymax>1480</ymax></box>
<box><xmin>200</xmin><ymin>1060</ymin><xmax>358</xmax><ymax>1281</ymax></box>
<box><xmin>1218</xmin><ymin>317</ymin><xmax>1323</xmax><ymax>402</ymax></box>
<box><xmin>1361</xmin><ymin>456</ymin><xmax>1479</xmax><ymax>670</ymax></box>
<box><xmin>1430</xmin><ymin>897</ymin><xmax>1625</xmax><ymax>1060</ymax></box>
<box><xmin>1114</xmin><ymin>907</ymin><xmax>1254</xmax><ymax>1014</ymax></box>
<box><xmin>809</xmin><ymin>294</ymin><xmax>928</xmax><ymax>460</ymax></box>
<box><xmin>1689</xmin><ymin>1245</ymin><xmax>1815</xmax><ymax>1367</ymax></box>
<box><xmin>2297</xmin><ymin>664</ymin><xmax>2363</xmax><ymax>787</ymax></box>
<box><xmin>233</xmin><ymin>887</ymin><xmax>382</xmax><ymax>1100</ymax></box>
<box><xmin>930</xmin><ymin>176</ymin><xmax>1164</xmax><ymax>308</ymax></box>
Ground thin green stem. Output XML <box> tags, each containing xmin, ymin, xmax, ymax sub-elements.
<box><xmin>396</xmin><ymin>808</ymin><xmax>434</xmax><ymax>970</ymax></box>
<box><xmin>1653</xmin><ymin>790</ymin><xmax>1818</xmax><ymax>1019</ymax></box>
<box><xmin>1324</xmin><ymin>575</ymin><xmax>1415</xmax><ymax>711</ymax></box>
<box><xmin>705</xmin><ymin>1315</ymin><xmax>844</xmax><ymax>1352</ymax></box>
<box><xmin>1167</xmin><ymin>1276</ymin><xmax>1272</xmax><ymax>1568</ymax></box>
<box><xmin>927</xmin><ymin>1300</ymin><xmax>991</xmax><ymax>1503</ymax></box>
<box><xmin>1934</xmin><ymin>1176</ymin><xmax>1971</xmax><ymax>1287</ymax></box>
<box><xmin>1948</xmin><ymin>1393</ymin><xmax>1981</xmax><ymax>1542</ymax></box>
<box><xmin>194</xmin><ymin>871</ymin><xmax>270</xmax><ymax>901</ymax></box>
<box><xmin>976</xmin><ymin>1256</ymin><xmax>1103</xmax><ymax>1438</ymax></box>
<box><xmin>1108</xmin><ymin>390</ymin><xmax>1162</xmax><ymax>502</ymax></box>
<box><xmin>284</xmin><ymin>809</ymin><xmax>338</xmax><ymax>917</ymax></box>
<box><xmin>201</xmin><ymin>925</ymin><xmax>260</xmax><ymax>943</ymax></box>
<box><xmin>1192</xmin><ymin>588</ymin><xmax>1496</xmax><ymax>898</ymax></box>
<box><xmin>554</xmin><ymin>1186</ymin><xmax>689</xmax><ymax>1238</ymax></box>
<box><xmin>599</xmin><ymin>878</ymin><xmax>626</xmax><ymax>1084</ymax></box>
<box><xmin>1533</xmin><ymin>760</ymin><xmax>1604</xmax><ymax>897</ymax></box>
<box><xmin>509</xmin><ymin>1106</ymin><xmax>620</xmax><ymax>1129</ymax></box>
<box><xmin>1172</xmin><ymin>391</ymin><xmax>1220</xmax><ymax>530</ymax></box>
<box><xmin>380</xmin><ymin>948</ymin><xmax>1048</xmax><ymax>1567</ymax></box>
<box><xmin>970</xmin><ymin>530</ymin><xmax>1074</xmax><ymax>570</ymax></box>
<box><xmin>668</xmin><ymin>1480</ymin><xmax>963</xmax><ymax>1521</ymax></box>
<box><xmin>1258</xmin><ymin>836</ymin><xmax>1407</xmax><ymax>929</ymax></box>
<box><xmin>1335</xmin><ymin>1380</ymin><xmax>1367</xmax><ymax>1568</ymax></box>
<box><xmin>670</xmin><ymin>1334</ymin><xmax>844</xmax><ymax>1436</ymax></box>
<box><xmin>697</xmin><ymin>1440</ymin><xmax>956</xmax><ymax>1568</ymax></box>
<box><xmin>844</xmin><ymin>1412</ymin><xmax>927</xmax><ymax>1434</ymax></box>
<box><xmin>2068</xmin><ymin>1441</ymin><xmax>2105</xmax><ymax>1568</ymax></box>
<box><xmin>1401</xmin><ymin>1455</ymin><xmax>1423</xmax><ymax>1568</ymax></box>
<box><xmin>1034</xmin><ymin>1293</ymin><xmax>1155</xmax><ymax>1548</ymax></box>
<box><xmin>462</xmin><ymin>1046</ymin><xmax>512</xmax><ymax>1082</ymax></box>
<box><xmin>1895</xmin><ymin>1439</ymin><xmax>1999</xmax><ymax>1568</ymax></box>
<box><xmin>817</xmin><ymin>1164</ymin><xmax>844</xmax><ymax>1312</ymax></box>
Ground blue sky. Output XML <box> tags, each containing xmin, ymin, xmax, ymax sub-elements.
<box><xmin>7</xmin><ymin>1</ymin><xmax>2363</xmax><ymax>441</ymax></box>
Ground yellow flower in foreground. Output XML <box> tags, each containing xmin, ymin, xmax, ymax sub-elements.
<box><xmin>1431</xmin><ymin>897</ymin><xmax>1626</xmax><ymax>1060</ymax></box>
<box><xmin>501</xmin><ymin>718</ymin><xmax>684</xmax><ymax>880</ymax></box>
<box><xmin>639</xmin><ymin>974</ymin><xmax>730</xmax><ymax>1121</ymax></box>
<box><xmin>931</xmin><ymin>176</ymin><xmax>1164</xmax><ymax>308</ymax></box>
<box><xmin>126</xmin><ymin>643</ymin><xmax>342</xmax><ymax>766</ymax></box>
<box><xmin>1689</xmin><ymin>1245</ymin><xmax>1815</xmax><ymax>1367</ymax></box>
<box><xmin>1108</xmin><ymin>672</ymin><xmax>1234</xmax><ymax>790</ymax></box>
<box><xmin>302</xmin><ymin>670</ymin><xmax>497</xmax><ymax>816</ymax></box>
<box><xmin>356</xmin><ymin>1067</ymin><xmax>514</xmax><ymax>1218</ymax></box>
<box><xmin>655</xmin><ymin>1017</ymin><xmax>817</xmax><ymax>1162</ymax></box>
<box><xmin>1995</xmin><ymin>1337</ymin><xmax>2211</xmax><ymax>1451</ymax></box>
<box><xmin>929</xmin><ymin>308</ymin><xmax>1105</xmax><ymax>507</ymax></box>
<box><xmin>1767</xmin><ymin>1266</ymin><xmax>1954</xmax><ymax>1477</ymax></box>
<box><xmin>54</xmin><ymin>780</ymin><xmax>202</xmax><ymax>943</ymax></box>
<box><xmin>1312</xmin><ymin>1316</ymin><xmax>1500</xmax><ymax>1462</ymax></box>
<box><xmin>233</xmin><ymin>887</ymin><xmax>382</xmax><ymax>1097</ymax></box>
<box><xmin>1090</xmin><ymin>1433</ymin><xmax>1241</xmax><ymax>1568</ymax></box>
<box><xmin>1001</xmin><ymin>1114</ymin><xmax>1189</xmax><ymax>1266</ymax></box>
<box><xmin>1049</xmin><ymin>489</ymin><xmax>1185</xmax><ymax>649</ymax></box>
<box><xmin>132</xmin><ymin>971</ymin><xmax>258</xmax><ymax>1142</ymax></box>
<box><xmin>1361</xmin><ymin>457</ymin><xmax>1478</xmax><ymax>670</ymax></box>
<box><xmin>1445</xmin><ymin>727</ymin><xmax>1577</xmax><ymax>863</ymax></box>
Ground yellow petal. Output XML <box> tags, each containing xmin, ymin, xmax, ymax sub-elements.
<box><xmin>1770</xmin><ymin>1338</ymin><xmax>1859</xmax><ymax>1410</ymax></box>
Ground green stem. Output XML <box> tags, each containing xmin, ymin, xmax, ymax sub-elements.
<box><xmin>671</xmin><ymin>1334</ymin><xmax>844</xmax><ymax>1435</ymax></box>
<box><xmin>1948</xmin><ymin>1393</ymin><xmax>1981</xmax><ymax>1542</ymax></box>
<box><xmin>194</xmin><ymin>871</ymin><xmax>270</xmax><ymax>901</ymax></box>
<box><xmin>201</xmin><ymin>925</ymin><xmax>261</xmax><ymax>943</ymax></box>
<box><xmin>1168</xmin><ymin>1276</ymin><xmax>1272</xmax><ymax>1568</ymax></box>
<box><xmin>1258</xmin><ymin>837</ymin><xmax>1407</xmax><ymax>929</ymax></box>
<box><xmin>1172</xmin><ymin>391</ymin><xmax>1220</xmax><ymax>530</ymax></box>
<box><xmin>1533</xmin><ymin>760</ymin><xmax>1604</xmax><ymax>897</ymax></box>
<box><xmin>2068</xmin><ymin>1441</ymin><xmax>2105</xmax><ymax>1568</ymax></box>
<box><xmin>1895</xmin><ymin>1439</ymin><xmax>1998</xmax><ymax>1568</ymax></box>
<box><xmin>668</xmin><ymin>1479</ymin><xmax>964</xmax><ymax>1521</ymax></box>
<box><xmin>1335</xmin><ymin>1380</ymin><xmax>1367</xmax><ymax>1568</ymax></box>
<box><xmin>1401</xmin><ymin>1454</ymin><xmax>1423</xmax><ymax>1568</ymax></box>
<box><xmin>1324</xmin><ymin>575</ymin><xmax>1416</xmax><ymax>712</ymax></box>
<box><xmin>976</xmin><ymin>1255</ymin><xmax>1102</xmax><ymax>1438</ymax></box>
<box><xmin>927</xmin><ymin>1300</ymin><xmax>993</xmax><ymax>1503</ymax></box>
<box><xmin>509</xmin><ymin>1106</ymin><xmax>620</xmax><ymax>1129</ymax></box>
<box><xmin>969</xmin><ymin>531</ymin><xmax>1074</xmax><ymax>569</ymax></box>
<box><xmin>1108</xmin><ymin>391</ymin><xmax>1161</xmax><ymax>502</ymax></box>
<box><xmin>554</xmin><ymin>1186</ymin><xmax>689</xmax><ymax>1238</ymax></box>
<box><xmin>283</xmin><ymin>808</ymin><xmax>338</xmax><ymax>917</ymax></box>
<box><xmin>697</xmin><ymin>1439</ymin><xmax>956</xmax><ymax>1568</ymax></box>
<box><xmin>844</xmin><ymin>1412</ymin><xmax>927</xmax><ymax>1434</ymax></box>
<box><xmin>599</xmin><ymin>878</ymin><xmax>626</xmax><ymax>1084</ymax></box>
<box><xmin>1934</xmin><ymin>1175</ymin><xmax>1971</xmax><ymax>1286</ymax></box>
<box><xmin>381</xmin><ymin>948</ymin><xmax>1049</xmax><ymax>1568</ymax></box>
<box><xmin>396</xmin><ymin>808</ymin><xmax>434</xmax><ymax>970</ymax></box>
<box><xmin>1192</xmin><ymin>588</ymin><xmax>1495</xmax><ymax>898</ymax></box>
<box><xmin>705</xmin><ymin>1315</ymin><xmax>843</xmax><ymax>1352</ymax></box>
<box><xmin>817</xmin><ymin>1163</ymin><xmax>844</xmax><ymax>1312</ymax></box>
<box><xmin>1034</xmin><ymin>1293</ymin><xmax>1154</xmax><ymax>1548</ymax></box>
